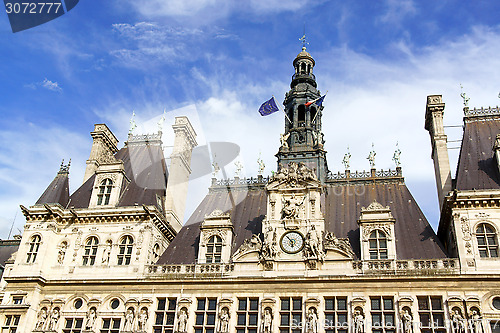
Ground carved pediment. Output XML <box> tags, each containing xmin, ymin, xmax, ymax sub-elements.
<box><xmin>268</xmin><ymin>162</ymin><xmax>321</xmax><ymax>189</ymax></box>
<box><xmin>323</xmin><ymin>232</ymin><xmax>355</xmax><ymax>259</ymax></box>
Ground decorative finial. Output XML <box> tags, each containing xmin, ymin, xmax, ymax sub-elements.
<box><xmin>342</xmin><ymin>146</ymin><xmax>351</xmax><ymax>170</ymax></box>
<box><xmin>129</xmin><ymin>111</ymin><xmax>137</xmax><ymax>135</ymax></box>
<box><xmin>58</xmin><ymin>159</ymin><xmax>71</xmax><ymax>174</ymax></box>
<box><xmin>257</xmin><ymin>152</ymin><xmax>265</xmax><ymax>175</ymax></box>
<box><xmin>299</xmin><ymin>33</ymin><xmax>308</xmax><ymax>50</ymax></box>
<box><xmin>157</xmin><ymin>109</ymin><xmax>166</xmax><ymax>133</ymax></box>
<box><xmin>460</xmin><ymin>84</ymin><xmax>470</xmax><ymax>107</ymax></box>
<box><xmin>393</xmin><ymin>142</ymin><xmax>402</xmax><ymax>167</ymax></box>
<box><xmin>212</xmin><ymin>158</ymin><xmax>220</xmax><ymax>178</ymax></box>
<box><xmin>234</xmin><ymin>161</ymin><xmax>243</xmax><ymax>177</ymax></box>
<box><xmin>367</xmin><ymin>143</ymin><xmax>376</xmax><ymax>168</ymax></box>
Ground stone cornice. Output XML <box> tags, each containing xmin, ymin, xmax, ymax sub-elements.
<box><xmin>20</xmin><ymin>204</ymin><xmax>177</xmax><ymax>241</ymax></box>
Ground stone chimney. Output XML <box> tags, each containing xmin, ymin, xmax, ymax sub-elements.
<box><xmin>425</xmin><ymin>95</ymin><xmax>452</xmax><ymax>210</ymax></box>
<box><xmin>165</xmin><ymin>117</ymin><xmax>197</xmax><ymax>232</ymax></box>
<box><xmin>83</xmin><ymin>124</ymin><xmax>119</xmax><ymax>183</ymax></box>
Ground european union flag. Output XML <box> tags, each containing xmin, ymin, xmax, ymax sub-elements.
<box><xmin>258</xmin><ymin>97</ymin><xmax>279</xmax><ymax>116</ymax></box>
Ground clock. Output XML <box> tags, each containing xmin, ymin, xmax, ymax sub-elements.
<box><xmin>280</xmin><ymin>231</ymin><xmax>305</xmax><ymax>254</ymax></box>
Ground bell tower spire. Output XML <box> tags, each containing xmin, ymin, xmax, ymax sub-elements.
<box><xmin>276</xmin><ymin>42</ymin><xmax>328</xmax><ymax>182</ymax></box>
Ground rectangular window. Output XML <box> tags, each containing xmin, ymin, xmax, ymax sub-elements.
<box><xmin>324</xmin><ymin>297</ymin><xmax>348</xmax><ymax>333</ymax></box>
<box><xmin>2</xmin><ymin>315</ymin><xmax>20</xmax><ymax>333</ymax></box>
<box><xmin>236</xmin><ymin>297</ymin><xmax>259</xmax><ymax>333</ymax></box>
<box><xmin>417</xmin><ymin>296</ymin><xmax>445</xmax><ymax>333</ymax></box>
<box><xmin>280</xmin><ymin>297</ymin><xmax>302</xmax><ymax>333</ymax></box>
<box><xmin>63</xmin><ymin>318</ymin><xmax>84</xmax><ymax>333</ymax></box>
<box><xmin>370</xmin><ymin>297</ymin><xmax>395</xmax><ymax>333</ymax></box>
<box><xmin>194</xmin><ymin>297</ymin><xmax>217</xmax><ymax>333</ymax></box>
<box><xmin>153</xmin><ymin>298</ymin><xmax>177</xmax><ymax>333</ymax></box>
<box><xmin>100</xmin><ymin>318</ymin><xmax>121</xmax><ymax>333</ymax></box>
<box><xmin>11</xmin><ymin>297</ymin><xmax>23</xmax><ymax>305</ymax></box>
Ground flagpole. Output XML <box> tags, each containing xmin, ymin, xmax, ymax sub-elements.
<box><xmin>272</xmin><ymin>96</ymin><xmax>292</xmax><ymax>124</ymax></box>
<box><xmin>311</xmin><ymin>91</ymin><xmax>327</xmax><ymax>124</ymax></box>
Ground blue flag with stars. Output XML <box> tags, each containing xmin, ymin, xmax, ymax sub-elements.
<box><xmin>258</xmin><ymin>97</ymin><xmax>279</xmax><ymax>116</ymax></box>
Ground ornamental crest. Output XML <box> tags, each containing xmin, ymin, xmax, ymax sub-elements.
<box><xmin>362</xmin><ymin>224</ymin><xmax>391</xmax><ymax>240</ymax></box>
<box><xmin>271</xmin><ymin>162</ymin><xmax>317</xmax><ymax>187</ymax></box>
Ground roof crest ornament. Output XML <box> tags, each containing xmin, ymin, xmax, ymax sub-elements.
<box><xmin>367</xmin><ymin>143</ymin><xmax>376</xmax><ymax>168</ymax></box>
<box><xmin>212</xmin><ymin>154</ymin><xmax>220</xmax><ymax>178</ymax></box>
<box><xmin>460</xmin><ymin>83</ymin><xmax>470</xmax><ymax>108</ymax></box>
<box><xmin>234</xmin><ymin>161</ymin><xmax>243</xmax><ymax>177</ymax></box>
<box><xmin>129</xmin><ymin>111</ymin><xmax>137</xmax><ymax>135</ymax></box>
<box><xmin>299</xmin><ymin>32</ymin><xmax>308</xmax><ymax>51</ymax></box>
<box><xmin>58</xmin><ymin>159</ymin><xmax>71</xmax><ymax>174</ymax></box>
<box><xmin>393</xmin><ymin>142</ymin><xmax>402</xmax><ymax>167</ymax></box>
<box><xmin>342</xmin><ymin>146</ymin><xmax>351</xmax><ymax>170</ymax></box>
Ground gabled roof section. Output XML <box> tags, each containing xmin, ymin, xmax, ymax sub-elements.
<box><xmin>36</xmin><ymin>161</ymin><xmax>70</xmax><ymax>207</ymax></box>
<box><xmin>159</xmin><ymin>173</ymin><xmax>447</xmax><ymax>264</ymax></box>
<box><xmin>67</xmin><ymin>134</ymin><xmax>168</xmax><ymax>210</ymax></box>
<box><xmin>455</xmin><ymin>107</ymin><xmax>500</xmax><ymax>190</ymax></box>
<box><xmin>0</xmin><ymin>239</ymin><xmax>20</xmax><ymax>272</ymax></box>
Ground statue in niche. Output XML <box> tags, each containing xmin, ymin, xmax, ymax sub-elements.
<box><xmin>35</xmin><ymin>307</ymin><xmax>48</xmax><ymax>330</ymax></box>
<box><xmin>176</xmin><ymin>307</ymin><xmax>188</xmax><ymax>333</ymax></box>
<box><xmin>102</xmin><ymin>240</ymin><xmax>112</xmax><ymax>265</ymax></box>
<box><xmin>306</xmin><ymin>307</ymin><xmax>319</xmax><ymax>333</ymax></box>
<box><xmin>57</xmin><ymin>242</ymin><xmax>67</xmax><ymax>264</ymax></box>
<box><xmin>260</xmin><ymin>226</ymin><xmax>277</xmax><ymax>260</ymax></box>
<box><xmin>262</xmin><ymin>307</ymin><xmax>273</xmax><ymax>333</ymax></box>
<box><xmin>304</xmin><ymin>225</ymin><xmax>323</xmax><ymax>259</ymax></box>
<box><xmin>218</xmin><ymin>307</ymin><xmax>230</xmax><ymax>333</ymax></box>
<box><xmin>85</xmin><ymin>307</ymin><xmax>97</xmax><ymax>331</ymax></box>
<box><xmin>123</xmin><ymin>307</ymin><xmax>135</xmax><ymax>331</ymax></box>
<box><xmin>281</xmin><ymin>194</ymin><xmax>305</xmax><ymax>220</ymax></box>
<box><xmin>354</xmin><ymin>309</ymin><xmax>364</xmax><ymax>333</ymax></box>
<box><xmin>401</xmin><ymin>309</ymin><xmax>413</xmax><ymax>333</ymax></box>
<box><xmin>137</xmin><ymin>307</ymin><xmax>148</xmax><ymax>332</ymax></box>
<box><xmin>46</xmin><ymin>307</ymin><xmax>60</xmax><ymax>331</ymax></box>
<box><xmin>470</xmin><ymin>309</ymin><xmax>483</xmax><ymax>333</ymax></box>
<box><xmin>451</xmin><ymin>308</ymin><xmax>466</xmax><ymax>333</ymax></box>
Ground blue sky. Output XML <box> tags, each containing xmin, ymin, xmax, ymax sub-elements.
<box><xmin>1</xmin><ymin>0</ymin><xmax>500</xmax><ymax>238</ymax></box>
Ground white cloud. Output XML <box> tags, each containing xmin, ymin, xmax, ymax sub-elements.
<box><xmin>25</xmin><ymin>78</ymin><xmax>63</xmax><ymax>92</ymax></box>
<box><xmin>378</xmin><ymin>0</ymin><xmax>417</xmax><ymax>25</ymax></box>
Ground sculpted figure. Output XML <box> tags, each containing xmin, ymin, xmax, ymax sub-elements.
<box><xmin>57</xmin><ymin>242</ymin><xmax>67</xmax><ymax>264</ymax></box>
<box><xmin>281</xmin><ymin>194</ymin><xmax>304</xmax><ymax>220</ymax></box>
<box><xmin>262</xmin><ymin>307</ymin><xmax>273</xmax><ymax>333</ymax></box>
<box><xmin>304</xmin><ymin>225</ymin><xmax>322</xmax><ymax>259</ymax></box>
<box><xmin>138</xmin><ymin>307</ymin><xmax>148</xmax><ymax>331</ymax></box>
<box><xmin>46</xmin><ymin>307</ymin><xmax>60</xmax><ymax>331</ymax></box>
<box><xmin>102</xmin><ymin>240</ymin><xmax>112</xmax><ymax>264</ymax></box>
<box><xmin>402</xmin><ymin>309</ymin><xmax>412</xmax><ymax>333</ymax></box>
<box><xmin>124</xmin><ymin>307</ymin><xmax>135</xmax><ymax>331</ymax></box>
<box><xmin>218</xmin><ymin>307</ymin><xmax>230</xmax><ymax>333</ymax></box>
<box><xmin>451</xmin><ymin>309</ymin><xmax>466</xmax><ymax>333</ymax></box>
<box><xmin>85</xmin><ymin>307</ymin><xmax>97</xmax><ymax>330</ymax></box>
<box><xmin>176</xmin><ymin>307</ymin><xmax>188</xmax><ymax>333</ymax></box>
<box><xmin>280</xmin><ymin>133</ymin><xmax>290</xmax><ymax>149</ymax></box>
<box><xmin>306</xmin><ymin>307</ymin><xmax>319</xmax><ymax>333</ymax></box>
<box><xmin>471</xmin><ymin>309</ymin><xmax>483</xmax><ymax>333</ymax></box>
<box><xmin>354</xmin><ymin>310</ymin><xmax>364</xmax><ymax>333</ymax></box>
<box><xmin>35</xmin><ymin>307</ymin><xmax>48</xmax><ymax>330</ymax></box>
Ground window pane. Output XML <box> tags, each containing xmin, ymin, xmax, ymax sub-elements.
<box><xmin>238</xmin><ymin>299</ymin><xmax>246</xmax><ymax>311</ymax></box>
<box><xmin>325</xmin><ymin>298</ymin><xmax>334</xmax><ymax>310</ymax></box>
<box><xmin>249</xmin><ymin>313</ymin><xmax>258</xmax><ymax>326</ymax></box>
<box><xmin>250</xmin><ymin>299</ymin><xmax>259</xmax><ymax>311</ymax></box>
<box><xmin>292</xmin><ymin>298</ymin><xmax>301</xmax><ymax>310</ymax></box>
<box><xmin>281</xmin><ymin>299</ymin><xmax>290</xmax><ymax>311</ymax></box>
<box><xmin>197</xmin><ymin>299</ymin><xmax>205</xmax><ymax>310</ymax></box>
<box><xmin>237</xmin><ymin>314</ymin><xmax>246</xmax><ymax>326</ymax></box>
<box><xmin>208</xmin><ymin>299</ymin><xmax>217</xmax><ymax>310</ymax></box>
<box><xmin>371</xmin><ymin>298</ymin><xmax>381</xmax><ymax>310</ymax></box>
<box><xmin>281</xmin><ymin>314</ymin><xmax>290</xmax><ymax>326</ymax></box>
<box><xmin>430</xmin><ymin>298</ymin><xmax>442</xmax><ymax>310</ymax></box>
<box><xmin>337</xmin><ymin>298</ymin><xmax>347</xmax><ymax>310</ymax></box>
<box><xmin>196</xmin><ymin>314</ymin><xmax>204</xmax><ymax>325</ymax></box>
<box><xmin>206</xmin><ymin>313</ymin><xmax>215</xmax><ymax>325</ymax></box>
<box><xmin>420</xmin><ymin>314</ymin><xmax>430</xmax><ymax>327</ymax></box>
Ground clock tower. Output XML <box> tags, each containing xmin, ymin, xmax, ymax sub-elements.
<box><xmin>276</xmin><ymin>44</ymin><xmax>329</xmax><ymax>183</ymax></box>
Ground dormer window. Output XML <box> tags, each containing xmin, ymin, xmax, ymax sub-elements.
<box><xmin>476</xmin><ymin>223</ymin><xmax>498</xmax><ymax>258</ymax></box>
<box><xmin>26</xmin><ymin>234</ymin><xmax>41</xmax><ymax>263</ymax></box>
<box><xmin>369</xmin><ymin>230</ymin><xmax>388</xmax><ymax>260</ymax></box>
<box><xmin>206</xmin><ymin>235</ymin><xmax>223</xmax><ymax>263</ymax></box>
<box><xmin>97</xmin><ymin>179</ymin><xmax>113</xmax><ymax>205</ymax></box>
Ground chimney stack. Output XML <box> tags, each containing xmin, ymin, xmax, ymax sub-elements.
<box><xmin>83</xmin><ymin>124</ymin><xmax>119</xmax><ymax>184</ymax></box>
<box><xmin>425</xmin><ymin>95</ymin><xmax>452</xmax><ymax>210</ymax></box>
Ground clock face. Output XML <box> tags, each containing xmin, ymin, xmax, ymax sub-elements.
<box><xmin>280</xmin><ymin>231</ymin><xmax>304</xmax><ymax>254</ymax></box>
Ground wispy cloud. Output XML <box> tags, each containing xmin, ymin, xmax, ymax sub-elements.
<box><xmin>378</xmin><ymin>0</ymin><xmax>417</xmax><ymax>24</ymax></box>
<box><xmin>25</xmin><ymin>78</ymin><xmax>63</xmax><ymax>92</ymax></box>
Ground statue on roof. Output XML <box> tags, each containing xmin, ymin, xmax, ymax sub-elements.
<box><xmin>129</xmin><ymin>111</ymin><xmax>137</xmax><ymax>135</ymax></box>
<box><xmin>367</xmin><ymin>143</ymin><xmax>376</xmax><ymax>168</ymax></box>
<box><xmin>257</xmin><ymin>153</ymin><xmax>265</xmax><ymax>175</ymax></box>
<box><xmin>460</xmin><ymin>84</ymin><xmax>470</xmax><ymax>107</ymax></box>
<box><xmin>342</xmin><ymin>147</ymin><xmax>351</xmax><ymax>170</ymax></box>
<box><xmin>393</xmin><ymin>142</ymin><xmax>402</xmax><ymax>167</ymax></box>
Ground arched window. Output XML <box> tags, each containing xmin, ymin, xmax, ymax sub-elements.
<box><xmin>117</xmin><ymin>235</ymin><xmax>134</xmax><ymax>265</ymax></box>
<box><xmin>298</xmin><ymin>104</ymin><xmax>306</xmax><ymax>125</ymax></box>
<box><xmin>206</xmin><ymin>235</ymin><xmax>223</xmax><ymax>263</ymax></box>
<box><xmin>97</xmin><ymin>179</ymin><xmax>113</xmax><ymax>206</ymax></box>
<box><xmin>476</xmin><ymin>223</ymin><xmax>498</xmax><ymax>258</ymax></box>
<box><xmin>26</xmin><ymin>234</ymin><xmax>41</xmax><ymax>263</ymax></box>
<box><xmin>83</xmin><ymin>236</ymin><xmax>99</xmax><ymax>266</ymax></box>
<box><xmin>300</xmin><ymin>62</ymin><xmax>306</xmax><ymax>74</ymax></box>
<box><xmin>369</xmin><ymin>230</ymin><xmax>388</xmax><ymax>260</ymax></box>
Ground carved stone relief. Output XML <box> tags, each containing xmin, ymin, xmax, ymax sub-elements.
<box><xmin>362</xmin><ymin>224</ymin><xmax>391</xmax><ymax>241</ymax></box>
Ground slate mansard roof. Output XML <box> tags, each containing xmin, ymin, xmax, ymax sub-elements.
<box><xmin>455</xmin><ymin>107</ymin><xmax>500</xmax><ymax>191</ymax></box>
<box><xmin>39</xmin><ymin>139</ymin><xmax>169</xmax><ymax>211</ymax></box>
<box><xmin>159</xmin><ymin>175</ymin><xmax>447</xmax><ymax>264</ymax></box>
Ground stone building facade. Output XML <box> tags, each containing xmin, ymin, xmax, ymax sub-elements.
<box><xmin>1</xmin><ymin>46</ymin><xmax>500</xmax><ymax>333</ymax></box>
